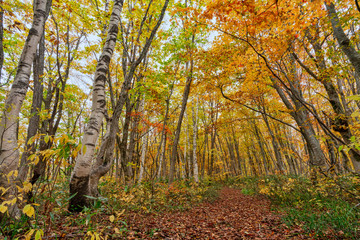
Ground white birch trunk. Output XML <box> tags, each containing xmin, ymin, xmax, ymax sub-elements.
<box><xmin>0</xmin><ymin>0</ymin><xmax>51</xmax><ymax>219</ymax></box>
<box><xmin>138</xmin><ymin>130</ymin><xmax>148</xmax><ymax>182</ymax></box>
<box><xmin>183</xmin><ymin>113</ymin><xmax>187</xmax><ymax>179</ymax></box>
<box><xmin>192</xmin><ymin>100</ymin><xmax>199</xmax><ymax>183</ymax></box>
<box><xmin>187</xmin><ymin>114</ymin><xmax>191</xmax><ymax>178</ymax></box>
<box><xmin>69</xmin><ymin>0</ymin><xmax>123</xmax><ymax>212</ymax></box>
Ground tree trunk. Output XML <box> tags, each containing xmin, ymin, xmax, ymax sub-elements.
<box><xmin>192</xmin><ymin>101</ymin><xmax>199</xmax><ymax>183</ymax></box>
<box><xmin>18</xmin><ymin>31</ymin><xmax>46</xmax><ymax>182</ymax></box>
<box><xmin>70</xmin><ymin>0</ymin><xmax>169</xmax><ymax>211</ymax></box>
<box><xmin>169</xmin><ymin>71</ymin><xmax>193</xmax><ymax>182</ymax></box>
<box><xmin>326</xmin><ymin>2</ymin><xmax>360</xmax><ymax>79</ymax></box>
<box><xmin>0</xmin><ymin>0</ymin><xmax>51</xmax><ymax>219</ymax></box>
<box><xmin>69</xmin><ymin>0</ymin><xmax>123</xmax><ymax>212</ymax></box>
<box><xmin>0</xmin><ymin>0</ymin><xmax>4</xmax><ymax>83</ymax></box>
<box><xmin>272</xmin><ymin>78</ymin><xmax>327</xmax><ymax>170</ymax></box>
<box><xmin>209</xmin><ymin>126</ymin><xmax>217</xmax><ymax>176</ymax></box>
<box><xmin>138</xmin><ymin>129</ymin><xmax>148</xmax><ymax>182</ymax></box>
<box><xmin>261</xmin><ymin>110</ymin><xmax>284</xmax><ymax>174</ymax></box>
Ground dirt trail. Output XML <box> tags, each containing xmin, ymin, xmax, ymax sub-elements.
<box><xmin>125</xmin><ymin>187</ymin><xmax>308</xmax><ymax>239</ymax></box>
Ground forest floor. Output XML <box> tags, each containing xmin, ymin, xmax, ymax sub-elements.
<box><xmin>117</xmin><ymin>187</ymin><xmax>308</xmax><ymax>239</ymax></box>
<box><xmin>7</xmin><ymin>176</ymin><xmax>358</xmax><ymax>239</ymax></box>
<box><xmin>12</xmin><ymin>184</ymin><xmax>343</xmax><ymax>239</ymax></box>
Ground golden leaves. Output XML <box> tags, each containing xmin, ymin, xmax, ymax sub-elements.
<box><xmin>23</xmin><ymin>204</ymin><xmax>35</xmax><ymax>218</ymax></box>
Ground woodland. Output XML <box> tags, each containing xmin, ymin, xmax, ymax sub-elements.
<box><xmin>0</xmin><ymin>0</ymin><xmax>360</xmax><ymax>239</ymax></box>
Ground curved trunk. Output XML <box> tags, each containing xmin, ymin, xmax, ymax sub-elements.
<box><xmin>69</xmin><ymin>0</ymin><xmax>123</xmax><ymax>212</ymax></box>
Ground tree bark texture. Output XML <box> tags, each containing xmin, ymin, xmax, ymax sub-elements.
<box><xmin>69</xmin><ymin>0</ymin><xmax>123</xmax><ymax>212</ymax></box>
<box><xmin>0</xmin><ymin>0</ymin><xmax>51</xmax><ymax>219</ymax></box>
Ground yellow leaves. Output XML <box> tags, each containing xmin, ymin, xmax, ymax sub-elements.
<box><xmin>23</xmin><ymin>182</ymin><xmax>32</xmax><ymax>193</ymax></box>
<box><xmin>105</xmin><ymin>209</ymin><xmax>125</xmax><ymax>224</ymax></box>
<box><xmin>25</xmin><ymin>229</ymin><xmax>35</xmax><ymax>240</ymax></box>
<box><xmin>72</xmin><ymin>144</ymin><xmax>82</xmax><ymax>158</ymax></box>
<box><xmin>23</xmin><ymin>204</ymin><xmax>35</xmax><ymax>218</ymax></box>
<box><xmin>29</xmin><ymin>154</ymin><xmax>40</xmax><ymax>165</ymax></box>
<box><xmin>7</xmin><ymin>170</ymin><xmax>18</xmax><ymax>179</ymax></box>
<box><xmin>0</xmin><ymin>204</ymin><xmax>8</xmax><ymax>213</ymax></box>
<box><xmin>0</xmin><ymin>186</ymin><xmax>10</xmax><ymax>196</ymax></box>
<box><xmin>3</xmin><ymin>197</ymin><xmax>17</xmax><ymax>207</ymax></box>
<box><xmin>16</xmin><ymin>182</ymin><xmax>32</xmax><ymax>193</ymax></box>
<box><xmin>120</xmin><ymin>194</ymin><xmax>134</xmax><ymax>203</ymax></box>
<box><xmin>34</xmin><ymin>230</ymin><xmax>44</xmax><ymax>240</ymax></box>
<box><xmin>116</xmin><ymin>209</ymin><xmax>125</xmax><ymax>217</ymax></box>
<box><xmin>85</xmin><ymin>231</ymin><xmax>102</xmax><ymax>240</ymax></box>
<box><xmin>44</xmin><ymin>135</ymin><xmax>50</xmax><ymax>144</ymax></box>
<box><xmin>25</xmin><ymin>229</ymin><xmax>43</xmax><ymax>240</ymax></box>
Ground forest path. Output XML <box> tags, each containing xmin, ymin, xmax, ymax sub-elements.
<box><xmin>124</xmin><ymin>187</ymin><xmax>308</xmax><ymax>239</ymax></box>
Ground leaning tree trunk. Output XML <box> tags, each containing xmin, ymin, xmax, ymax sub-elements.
<box><xmin>69</xmin><ymin>0</ymin><xmax>123</xmax><ymax>212</ymax></box>
<box><xmin>70</xmin><ymin>0</ymin><xmax>169</xmax><ymax>211</ymax></box>
<box><xmin>298</xmin><ymin>23</ymin><xmax>360</xmax><ymax>172</ymax></box>
<box><xmin>272</xmin><ymin>80</ymin><xmax>327</xmax><ymax>170</ymax></box>
<box><xmin>169</xmin><ymin>75</ymin><xmax>192</xmax><ymax>183</ymax></box>
<box><xmin>0</xmin><ymin>0</ymin><xmax>51</xmax><ymax>219</ymax></box>
<box><xmin>326</xmin><ymin>2</ymin><xmax>360</xmax><ymax>79</ymax></box>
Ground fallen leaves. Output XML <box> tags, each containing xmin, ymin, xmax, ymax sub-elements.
<box><xmin>123</xmin><ymin>187</ymin><xmax>310</xmax><ymax>239</ymax></box>
<box><xmin>19</xmin><ymin>187</ymin><xmax>313</xmax><ymax>239</ymax></box>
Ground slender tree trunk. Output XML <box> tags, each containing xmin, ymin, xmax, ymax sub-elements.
<box><xmin>186</xmin><ymin>114</ymin><xmax>192</xmax><ymax>178</ymax></box>
<box><xmin>0</xmin><ymin>0</ymin><xmax>3</xmax><ymax>83</ymax></box>
<box><xmin>161</xmin><ymin>132</ymin><xmax>168</xmax><ymax>178</ymax></box>
<box><xmin>157</xmin><ymin>84</ymin><xmax>173</xmax><ymax>178</ymax></box>
<box><xmin>261</xmin><ymin>110</ymin><xmax>284</xmax><ymax>174</ymax></box>
<box><xmin>169</xmin><ymin>72</ymin><xmax>193</xmax><ymax>182</ymax></box>
<box><xmin>0</xmin><ymin>0</ymin><xmax>51</xmax><ymax>219</ymax></box>
<box><xmin>326</xmin><ymin>2</ymin><xmax>360</xmax><ymax>79</ymax></box>
<box><xmin>232</xmin><ymin>127</ymin><xmax>243</xmax><ymax>176</ymax></box>
<box><xmin>69</xmin><ymin>0</ymin><xmax>123</xmax><ymax>212</ymax></box>
<box><xmin>192</xmin><ymin>101</ymin><xmax>199</xmax><ymax>183</ymax></box>
<box><xmin>127</xmin><ymin>94</ymin><xmax>144</xmax><ymax>179</ymax></box>
<box><xmin>18</xmin><ymin>31</ymin><xmax>46</xmax><ymax>182</ymax></box>
<box><xmin>201</xmin><ymin>130</ymin><xmax>208</xmax><ymax>178</ymax></box>
<box><xmin>208</xmin><ymin>127</ymin><xmax>215</xmax><ymax>176</ymax></box>
<box><xmin>138</xmin><ymin>129</ymin><xmax>148</xmax><ymax>182</ymax></box>
<box><xmin>253</xmin><ymin>123</ymin><xmax>270</xmax><ymax>175</ymax></box>
<box><xmin>247</xmin><ymin>149</ymin><xmax>257</xmax><ymax>176</ymax></box>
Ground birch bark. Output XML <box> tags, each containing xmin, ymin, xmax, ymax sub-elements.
<box><xmin>69</xmin><ymin>0</ymin><xmax>123</xmax><ymax>212</ymax></box>
<box><xmin>0</xmin><ymin>0</ymin><xmax>52</xmax><ymax>219</ymax></box>
<box><xmin>192</xmin><ymin>100</ymin><xmax>199</xmax><ymax>183</ymax></box>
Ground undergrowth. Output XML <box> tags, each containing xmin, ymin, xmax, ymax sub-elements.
<box><xmin>100</xmin><ymin>177</ymin><xmax>220</xmax><ymax>213</ymax></box>
<box><xmin>1</xmin><ymin>177</ymin><xmax>221</xmax><ymax>239</ymax></box>
<box><xmin>4</xmin><ymin>173</ymin><xmax>358</xmax><ymax>239</ymax></box>
<box><xmin>228</xmin><ymin>174</ymin><xmax>360</xmax><ymax>239</ymax></box>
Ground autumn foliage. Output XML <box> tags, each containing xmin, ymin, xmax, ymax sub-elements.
<box><xmin>0</xmin><ymin>0</ymin><xmax>360</xmax><ymax>239</ymax></box>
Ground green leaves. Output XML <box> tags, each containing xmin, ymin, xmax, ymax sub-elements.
<box><xmin>348</xmin><ymin>95</ymin><xmax>360</xmax><ymax>101</ymax></box>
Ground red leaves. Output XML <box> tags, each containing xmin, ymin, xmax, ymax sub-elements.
<box><xmin>124</xmin><ymin>187</ymin><xmax>310</xmax><ymax>239</ymax></box>
<box><xmin>36</xmin><ymin>188</ymin><xmax>311</xmax><ymax>239</ymax></box>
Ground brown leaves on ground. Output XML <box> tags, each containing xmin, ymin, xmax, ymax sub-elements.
<box><xmin>123</xmin><ymin>187</ymin><xmax>309</xmax><ymax>239</ymax></box>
